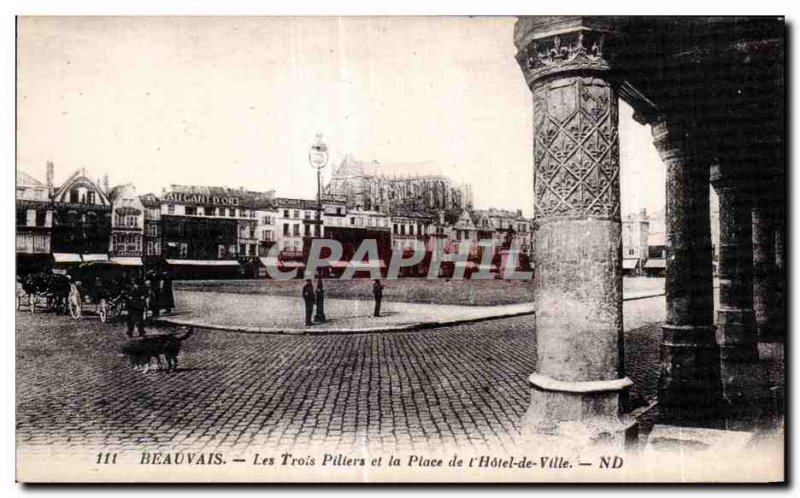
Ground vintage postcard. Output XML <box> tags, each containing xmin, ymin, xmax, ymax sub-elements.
<box><xmin>14</xmin><ymin>15</ymin><xmax>785</xmax><ymax>483</ymax></box>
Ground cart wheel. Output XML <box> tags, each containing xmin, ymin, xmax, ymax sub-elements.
<box><xmin>68</xmin><ymin>299</ymin><xmax>80</xmax><ymax>319</ymax></box>
<box><xmin>99</xmin><ymin>299</ymin><xmax>108</xmax><ymax>323</ymax></box>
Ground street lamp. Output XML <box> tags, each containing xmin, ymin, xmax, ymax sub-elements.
<box><xmin>309</xmin><ymin>133</ymin><xmax>329</xmax><ymax>238</ymax></box>
<box><xmin>309</xmin><ymin>133</ymin><xmax>329</xmax><ymax>322</ymax></box>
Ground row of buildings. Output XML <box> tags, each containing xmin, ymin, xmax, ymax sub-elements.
<box><xmin>16</xmin><ymin>161</ymin><xmax>536</xmax><ymax>279</ymax></box>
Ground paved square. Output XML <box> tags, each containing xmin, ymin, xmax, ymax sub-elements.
<box><xmin>16</xmin><ymin>297</ymin><xmax>662</xmax><ymax>453</ymax></box>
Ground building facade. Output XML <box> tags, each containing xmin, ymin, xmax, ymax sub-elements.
<box><xmin>108</xmin><ymin>183</ymin><xmax>145</xmax><ymax>267</ymax></box>
<box><xmin>622</xmin><ymin>209</ymin><xmax>651</xmax><ymax>274</ymax></box>
<box><xmin>158</xmin><ymin>185</ymin><xmax>273</xmax><ymax>278</ymax></box>
<box><xmin>50</xmin><ymin>166</ymin><xmax>112</xmax><ymax>266</ymax></box>
<box><xmin>15</xmin><ymin>170</ymin><xmax>52</xmax><ymax>274</ymax></box>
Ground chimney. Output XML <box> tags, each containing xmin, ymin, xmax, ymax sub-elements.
<box><xmin>45</xmin><ymin>161</ymin><xmax>54</xmax><ymax>197</ymax></box>
<box><xmin>103</xmin><ymin>174</ymin><xmax>109</xmax><ymax>194</ymax></box>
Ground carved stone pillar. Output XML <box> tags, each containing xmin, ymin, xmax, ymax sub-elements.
<box><xmin>652</xmin><ymin>121</ymin><xmax>722</xmax><ymax>425</ymax></box>
<box><xmin>710</xmin><ymin>170</ymin><xmax>759</xmax><ymax>364</ymax></box>
<box><xmin>514</xmin><ymin>19</ymin><xmax>635</xmax><ymax>446</ymax></box>
<box><xmin>752</xmin><ymin>197</ymin><xmax>780</xmax><ymax>345</ymax></box>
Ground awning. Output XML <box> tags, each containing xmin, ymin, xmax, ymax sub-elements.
<box><xmin>110</xmin><ymin>257</ymin><xmax>143</xmax><ymax>266</ymax></box>
<box><xmin>82</xmin><ymin>254</ymin><xmax>109</xmax><ymax>262</ymax></box>
<box><xmin>622</xmin><ymin>259</ymin><xmax>638</xmax><ymax>270</ymax></box>
<box><xmin>53</xmin><ymin>253</ymin><xmax>82</xmax><ymax>263</ymax></box>
<box><xmin>166</xmin><ymin>259</ymin><xmax>240</xmax><ymax>266</ymax></box>
<box><xmin>644</xmin><ymin>259</ymin><xmax>666</xmax><ymax>269</ymax></box>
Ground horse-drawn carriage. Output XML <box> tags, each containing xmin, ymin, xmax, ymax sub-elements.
<box><xmin>67</xmin><ymin>261</ymin><xmax>139</xmax><ymax>322</ymax></box>
<box><xmin>16</xmin><ymin>272</ymin><xmax>70</xmax><ymax>314</ymax></box>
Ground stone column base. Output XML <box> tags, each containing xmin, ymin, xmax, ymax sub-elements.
<box><xmin>522</xmin><ymin>373</ymin><xmax>638</xmax><ymax>450</ymax></box>
<box><xmin>716</xmin><ymin>308</ymin><xmax>759</xmax><ymax>362</ymax></box>
<box><xmin>658</xmin><ymin>324</ymin><xmax>724</xmax><ymax>426</ymax></box>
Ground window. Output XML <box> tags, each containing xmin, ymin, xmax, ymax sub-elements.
<box><xmin>336</xmin><ymin>207</ymin><xmax>342</xmax><ymax>215</ymax></box>
<box><xmin>283</xmin><ymin>210</ymin><xmax>290</xmax><ymax>218</ymax></box>
<box><xmin>304</xmin><ymin>224</ymin><xmax>310</xmax><ymax>236</ymax></box>
<box><xmin>36</xmin><ymin>209</ymin><xmax>47</xmax><ymax>227</ymax></box>
<box><xmin>283</xmin><ymin>223</ymin><xmax>289</xmax><ymax>236</ymax></box>
<box><xmin>293</xmin><ymin>224</ymin><xmax>300</xmax><ymax>236</ymax></box>
<box><xmin>86</xmin><ymin>191</ymin><xmax>96</xmax><ymax>204</ymax></box>
<box><xmin>69</xmin><ymin>189</ymin><xmax>80</xmax><ymax>203</ymax></box>
<box><xmin>239</xmin><ymin>244</ymin><xmax>246</xmax><ymax>256</ymax></box>
<box><xmin>393</xmin><ymin>224</ymin><xmax>398</xmax><ymax>234</ymax></box>
<box><xmin>351</xmin><ymin>217</ymin><xmax>356</xmax><ymax>226</ymax></box>
<box><xmin>218</xmin><ymin>244</ymin><xmax>226</xmax><ymax>258</ymax></box>
<box><xmin>409</xmin><ymin>225</ymin><xmax>414</xmax><ymax>235</ymax></box>
<box><xmin>229</xmin><ymin>208</ymin><xmax>236</xmax><ymax>217</ymax></box>
<box><xmin>304</xmin><ymin>211</ymin><xmax>311</xmax><ymax>220</ymax></box>
<box><xmin>168</xmin><ymin>204</ymin><xmax>175</xmax><ymax>215</ymax></box>
<box><xmin>293</xmin><ymin>210</ymin><xmax>300</xmax><ymax>219</ymax></box>
<box><xmin>400</xmin><ymin>225</ymin><xmax>406</xmax><ymax>235</ymax></box>
<box><xmin>206</xmin><ymin>206</ymin><xmax>214</xmax><ymax>217</ymax></box>
<box><xmin>179</xmin><ymin>242</ymin><xmax>188</xmax><ymax>258</ymax></box>
<box><xmin>628</xmin><ymin>248</ymin><xmax>635</xmax><ymax>256</ymax></box>
<box><xmin>185</xmin><ymin>206</ymin><xmax>197</xmax><ymax>216</ymax></box>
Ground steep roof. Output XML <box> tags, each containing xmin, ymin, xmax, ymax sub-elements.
<box><xmin>139</xmin><ymin>193</ymin><xmax>161</xmax><ymax>208</ymax></box>
<box><xmin>107</xmin><ymin>183</ymin><xmax>135</xmax><ymax>202</ymax></box>
<box><xmin>52</xmin><ymin>168</ymin><xmax>111</xmax><ymax>206</ymax></box>
<box><xmin>16</xmin><ymin>170</ymin><xmax>45</xmax><ymax>188</ymax></box>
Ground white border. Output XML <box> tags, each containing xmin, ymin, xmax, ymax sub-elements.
<box><xmin>3</xmin><ymin>1</ymin><xmax>797</xmax><ymax>497</ymax></box>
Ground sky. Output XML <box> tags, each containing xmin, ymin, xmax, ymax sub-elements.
<box><xmin>17</xmin><ymin>16</ymin><xmax>666</xmax><ymax>218</ymax></box>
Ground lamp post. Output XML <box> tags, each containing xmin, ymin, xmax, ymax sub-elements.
<box><xmin>309</xmin><ymin>133</ymin><xmax>328</xmax><ymax>322</ymax></box>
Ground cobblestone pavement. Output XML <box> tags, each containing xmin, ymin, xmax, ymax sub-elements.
<box><xmin>16</xmin><ymin>298</ymin><xmax>663</xmax><ymax>454</ymax></box>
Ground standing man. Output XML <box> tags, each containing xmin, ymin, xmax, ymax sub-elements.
<box><xmin>372</xmin><ymin>279</ymin><xmax>384</xmax><ymax>317</ymax></box>
<box><xmin>124</xmin><ymin>279</ymin><xmax>147</xmax><ymax>337</ymax></box>
<box><xmin>302</xmin><ymin>279</ymin><xmax>315</xmax><ymax>326</ymax></box>
<box><xmin>159</xmin><ymin>270</ymin><xmax>175</xmax><ymax>315</ymax></box>
<box><xmin>146</xmin><ymin>271</ymin><xmax>161</xmax><ymax>320</ymax></box>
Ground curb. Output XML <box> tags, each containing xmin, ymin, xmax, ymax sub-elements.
<box><xmin>156</xmin><ymin>308</ymin><xmax>536</xmax><ymax>335</ymax></box>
